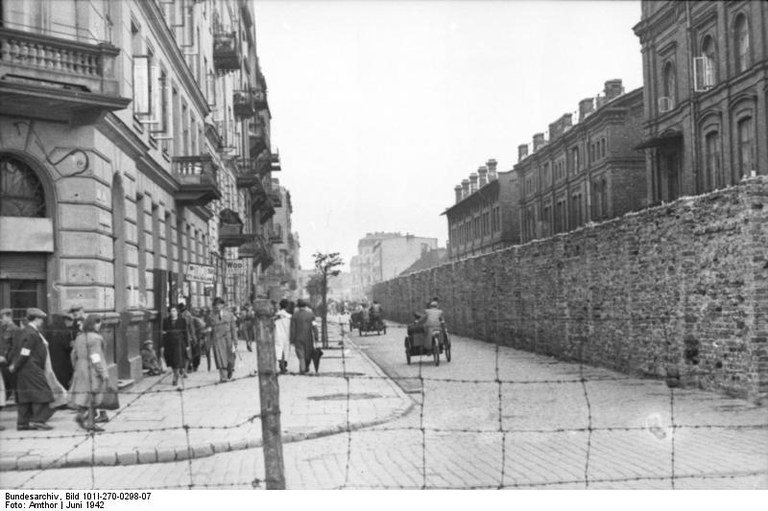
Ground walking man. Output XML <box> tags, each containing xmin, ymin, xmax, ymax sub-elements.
<box><xmin>289</xmin><ymin>299</ymin><xmax>318</xmax><ymax>374</ymax></box>
<box><xmin>0</xmin><ymin>308</ymin><xmax>20</xmax><ymax>410</ymax></box>
<box><xmin>8</xmin><ymin>308</ymin><xmax>56</xmax><ymax>431</ymax></box>
<box><xmin>210</xmin><ymin>298</ymin><xmax>238</xmax><ymax>382</ymax></box>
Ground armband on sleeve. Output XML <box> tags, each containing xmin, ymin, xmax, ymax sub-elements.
<box><xmin>89</xmin><ymin>353</ymin><xmax>102</xmax><ymax>364</ymax></box>
<box><xmin>20</xmin><ymin>347</ymin><xmax>31</xmax><ymax>357</ymax></box>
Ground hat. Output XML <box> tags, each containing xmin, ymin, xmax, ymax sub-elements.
<box><xmin>62</xmin><ymin>313</ymin><xmax>74</xmax><ymax>320</ymax></box>
<box><xmin>142</xmin><ymin>340</ymin><xmax>154</xmax><ymax>346</ymax></box>
<box><xmin>429</xmin><ymin>301</ymin><xmax>438</xmax><ymax>308</ymax></box>
<box><xmin>297</xmin><ymin>298</ymin><xmax>308</xmax><ymax>308</ymax></box>
<box><xmin>26</xmin><ymin>307</ymin><xmax>47</xmax><ymax>319</ymax></box>
<box><xmin>0</xmin><ymin>308</ymin><xmax>12</xmax><ymax>317</ymax></box>
<box><xmin>68</xmin><ymin>305</ymin><xmax>84</xmax><ymax>313</ymax></box>
<box><xmin>213</xmin><ymin>297</ymin><xmax>225</xmax><ymax>306</ymax></box>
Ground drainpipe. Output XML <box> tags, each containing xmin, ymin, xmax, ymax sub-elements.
<box><xmin>686</xmin><ymin>1</ymin><xmax>699</xmax><ymax>194</ymax></box>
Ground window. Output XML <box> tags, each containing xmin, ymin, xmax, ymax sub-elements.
<box><xmin>737</xmin><ymin>117</ymin><xmax>754</xmax><ymax>179</ymax></box>
<box><xmin>0</xmin><ymin>155</ymin><xmax>46</xmax><ymax>217</ymax></box>
<box><xmin>555</xmin><ymin>198</ymin><xmax>566</xmax><ymax>233</ymax></box>
<box><xmin>699</xmin><ymin>35</ymin><xmax>716</xmax><ymax>88</ymax></box>
<box><xmin>589</xmin><ymin>144</ymin><xmax>595</xmax><ymax>164</ymax></box>
<box><xmin>132</xmin><ymin>23</ymin><xmax>152</xmax><ymax>116</ymax></box>
<box><xmin>601</xmin><ymin>138</ymin><xmax>606</xmax><ymax>158</ymax></box>
<box><xmin>661</xmin><ymin>61</ymin><xmax>676</xmax><ymax>110</ymax></box>
<box><xmin>704</xmin><ymin>131</ymin><xmax>722</xmax><ymax>191</ymax></box>
<box><xmin>570</xmin><ymin>193</ymin><xmax>583</xmax><ymax>229</ymax></box>
<box><xmin>571</xmin><ymin>146</ymin><xmax>580</xmax><ymax>174</ymax></box>
<box><xmin>734</xmin><ymin>14</ymin><xmax>750</xmax><ymax>74</ymax></box>
<box><xmin>542</xmin><ymin>163</ymin><xmax>551</xmax><ymax>187</ymax></box>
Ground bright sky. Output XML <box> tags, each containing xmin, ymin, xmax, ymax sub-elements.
<box><xmin>252</xmin><ymin>0</ymin><xmax>644</xmax><ymax>270</ymax></box>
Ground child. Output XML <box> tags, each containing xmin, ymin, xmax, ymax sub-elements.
<box><xmin>141</xmin><ymin>340</ymin><xmax>163</xmax><ymax>376</ymax></box>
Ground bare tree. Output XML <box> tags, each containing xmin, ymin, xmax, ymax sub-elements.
<box><xmin>312</xmin><ymin>251</ymin><xmax>343</xmax><ymax>348</ymax></box>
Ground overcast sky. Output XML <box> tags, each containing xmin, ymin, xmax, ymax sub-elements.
<box><xmin>252</xmin><ymin>0</ymin><xmax>644</xmax><ymax>271</ymax></box>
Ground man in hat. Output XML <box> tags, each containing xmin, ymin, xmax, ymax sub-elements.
<box><xmin>290</xmin><ymin>299</ymin><xmax>318</xmax><ymax>374</ymax></box>
<box><xmin>210</xmin><ymin>298</ymin><xmax>238</xmax><ymax>382</ymax></box>
<box><xmin>419</xmin><ymin>300</ymin><xmax>446</xmax><ymax>350</ymax></box>
<box><xmin>8</xmin><ymin>308</ymin><xmax>56</xmax><ymax>430</ymax></box>
<box><xmin>0</xmin><ymin>308</ymin><xmax>20</xmax><ymax>411</ymax></box>
<box><xmin>47</xmin><ymin>311</ymin><xmax>75</xmax><ymax>387</ymax></box>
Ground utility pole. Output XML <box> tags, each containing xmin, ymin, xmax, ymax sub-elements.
<box><xmin>313</xmin><ymin>252</ymin><xmax>343</xmax><ymax>349</ymax></box>
<box><xmin>253</xmin><ymin>297</ymin><xmax>285</xmax><ymax>489</ymax></box>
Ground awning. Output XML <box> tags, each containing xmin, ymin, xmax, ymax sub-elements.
<box><xmin>634</xmin><ymin>131</ymin><xmax>683</xmax><ymax>150</ymax></box>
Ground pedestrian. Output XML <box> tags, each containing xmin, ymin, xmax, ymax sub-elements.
<box><xmin>244</xmin><ymin>305</ymin><xmax>256</xmax><ymax>352</ymax></box>
<box><xmin>69</xmin><ymin>314</ymin><xmax>108</xmax><ymax>432</ymax></box>
<box><xmin>8</xmin><ymin>308</ymin><xmax>56</xmax><ymax>431</ymax></box>
<box><xmin>162</xmin><ymin>306</ymin><xmax>189</xmax><ymax>387</ymax></box>
<box><xmin>177</xmin><ymin>303</ymin><xmax>199</xmax><ymax>373</ymax></box>
<box><xmin>274</xmin><ymin>299</ymin><xmax>291</xmax><ymax>374</ymax></box>
<box><xmin>210</xmin><ymin>297</ymin><xmax>237</xmax><ymax>382</ymax></box>
<box><xmin>188</xmin><ymin>308</ymin><xmax>207</xmax><ymax>372</ymax></box>
<box><xmin>0</xmin><ymin>308</ymin><xmax>20</xmax><ymax>410</ymax></box>
<box><xmin>69</xmin><ymin>305</ymin><xmax>85</xmax><ymax>335</ymax></box>
<box><xmin>289</xmin><ymin>299</ymin><xmax>318</xmax><ymax>374</ymax></box>
<box><xmin>47</xmin><ymin>312</ymin><xmax>75</xmax><ymax>388</ymax></box>
<box><xmin>200</xmin><ymin>307</ymin><xmax>214</xmax><ymax>371</ymax></box>
<box><xmin>141</xmin><ymin>340</ymin><xmax>163</xmax><ymax>376</ymax></box>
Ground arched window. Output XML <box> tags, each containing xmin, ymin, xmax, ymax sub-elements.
<box><xmin>734</xmin><ymin>14</ymin><xmax>750</xmax><ymax>73</ymax></box>
<box><xmin>663</xmin><ymin>62</ymin><xmax>676</xmax><ymax>103</ymax></box>
<box><xmin>737</xmin><ymin>117</ymin><xmax>754</xmax><ymax>179</ymax></box>
<box><xmin>701</xmin><ymin>34</ymin><xmax>717</xmax><ymax>85</ymax></box>
<box><xmin>704</xmin><ymin>131</ymin><xmax>722</xmax><ymax>191</ymax></box>
<box><xmin>0</xmin><ymin>155</ymin><xmax>46</xmax><ymax>217</ymax></box>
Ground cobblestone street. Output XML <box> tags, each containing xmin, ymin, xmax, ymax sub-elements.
<box><xmin>1</xmin><ymin>320</ymin><xmax>765</xmax><ymax>490</ymax></box>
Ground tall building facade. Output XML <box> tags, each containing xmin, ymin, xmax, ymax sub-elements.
<box><xmin>633</xmin><ymin>1</ymin><xmax>768</xmax><ymax>204</ymax></box>
<box><xmin>515</xmin><ymin>80</ymin><xmax>646</xmax><ymax>243</ymax></box>
<box><xmin>443</xmin><ymin>158</ymin><xmax>520</xmax><ymax>260</ymax></box>
<box><xmin>259</xmin><ymin>180</ymin><xmax>300</xmax><ymax>301</ymax></box>
<box><xmin>0</xmin><ymin>0</ymin><xmax>281</xmax><ymax>383</ymax></box>
<box><xmin>350</xmin><ymin>232</ymin><xmax>400</xmax><ymax>299</ymax></box>
<box><xmin>371</xmin><ymin>235</ymin><xmax>438</xmax><ymax>282</ymax></box>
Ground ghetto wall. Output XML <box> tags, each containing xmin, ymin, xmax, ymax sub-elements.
<box><xmin>373</xmin><ymin>177</ymin><xmax>768</xmax><ymax>403</ymax></box>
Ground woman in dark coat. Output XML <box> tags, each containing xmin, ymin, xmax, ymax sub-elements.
<box><xmin>47</xmin><ymin>313</ymin><xmax>75</xmax><ymax>388</ymax></box>
<box><xmin>161</xmin><ymin>306</ymin><xmax>189</xmax><ymax>387</ymax></box>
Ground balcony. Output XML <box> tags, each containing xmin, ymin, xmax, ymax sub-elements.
<box><xmin>172</xmin><ymin>155</ymin><xmax>222</xmax><ymax>207</ymax></box>
<box><xmin>252</xmin><ymin>89</ymin><xmax>268</xmax><ymax>111</ymax></box>
<box><xmin>270</xmin><ymin>226</ymin><xmax>284</xmax><ymax>244</ymax></box>
<box><xmin>0</xmin><ymin>28</ymin><xmax>130</xmax><ymax>124</ymax></box>
<box><xmin>249</xmin><ymin>120</ymin><xmax>270</xmax><ymax>156</ymax></box>
<box><xmin>268</xmin><ymin>189</ymin><xmax>282</xmax><ymax>208</ymax></box>
<box><xmin>213</xmin><ymin>31</ymin><xmax>240</xmax><ymax>71</ymax></box>
<box><xmin>235</xmin><ymin>161</ymin><xmax>261</xmax><ymax>188</ymax></box>
<box><xmin>270</xmin><ymin>152</ymin><xmax>281</xmax><ymax>172</ymax></box>
<box><xmin>233</xmin><ymin>90</ymin><xmax>255</xmax><ymax>119</ymax></box>
<box><xmin>238</xmin><ymin>234</ymin><xmax>274</xmax><ymax>268</ymax></box>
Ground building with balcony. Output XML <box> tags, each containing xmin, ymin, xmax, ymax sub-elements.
<box><xmin>633</xmin><ymin>1</ymin><xmax>768</xmax><ymax>204</ymax></box>
<box><xmin>443</xmin><ymin>159</ymin><xmax>520</xmax><ymax>260</ymax></box>
<box><xmin>0</xmin><ymin>0</ymin><xmax>281</xmax><ymax>385</ymax></box>
<box><xmin>257</xmin><ymin>180</ymin><xmax>301</xmax><ymax>300</ymax></box>
<box><xmin>514</xmin><ymin>80</ymin><xmax>646</xmax><ymax>243</ymax></box>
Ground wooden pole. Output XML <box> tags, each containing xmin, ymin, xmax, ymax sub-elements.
<box><xmin>253</xmin><ymin>298</ymin><xmax>285</xmax><ymax>489</ymax></box>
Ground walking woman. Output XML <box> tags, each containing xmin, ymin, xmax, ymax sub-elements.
<box><xmin>161</xmin><ymin>306</ymin><xmax>189</xmax><ymax>387</ymax></box>
<box><xmin>69</xmin><ymin>314</ymin><xmax>108</xmax><ymax>432</ymax></box>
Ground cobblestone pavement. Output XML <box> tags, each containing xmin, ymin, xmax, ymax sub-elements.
<box><xmin>1</xmin><ymin>320</ymin><xmax>766</xmax><ymax>490</ymax></box>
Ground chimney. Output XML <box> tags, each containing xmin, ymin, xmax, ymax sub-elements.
<box><xmin>604</xmin><ymin>79</ymin><xmax>623</xmax><ymax>100</ymax></box>
<box><xmin>461</xmin><ymin>179</ymin><xmax>470</xmax><ymax>198</ymax></box>
<box><xmin>549</xmin><ymin>113</ymin><xmax>572</xmax><ymax>141</ymax></box>
<box><xmin>469</xmin><ymin>173</ymin><xmax>478</xmax><ymax>194</ymax></box>
<box><xmin>579</xmin><ymin>97</ymin><xmax>595</xmax><ymax>120</ymax></box>
<box><xmin>486</xmin><ymin>159</ymin><xmax>498</xmax><ymax>181</ymax></box>
<box><xmin>518</xmin><ymin>144</ymin><xmax>529</xmax><ymax>162</ymax></box>
<box><xmin>454</xmin><ymin>185</ymin><xmax>463</xmax><ymax>203</ymax></box>
<box><xmin>478</xmin><ymin>166</ymin><xmax>488</xmax><ymax>187</ymax></box>
<box><xmin>561</xmin><ymin>112</ymin><xmax>573</xmax><ymax>132</ymax></box>
<box><xmin>533</xmin><ymin>133</ymin><xmax>546</xmax><ymax>152</ymax></box>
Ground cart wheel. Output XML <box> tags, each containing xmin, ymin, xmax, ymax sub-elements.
<box><xmin>359</xmin><ymin>327</ymin><xmax>363</xmax><ymax>336</ymax></box>
<box><xmin>432</xmin><ymin>337</ymin><xmax>440</xmax><ymax>366</ymax></box>
<box><xmin>444</xmin><ymin>334</ymin><xmax>451</xmax><ymax>362</ymax></box>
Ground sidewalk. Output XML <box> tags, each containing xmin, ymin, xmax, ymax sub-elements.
<box><xmin>0</xmin><ymin>320</ymin><xmax>413</xmax><ymax>472</ymax></box>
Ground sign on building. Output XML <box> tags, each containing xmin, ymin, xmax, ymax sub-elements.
<box><xmin>226</xmin><ymin>259</ymin><xmax>246</xmax><ymax>274</ymax></box>
<box><xmin>186</xmin><ymin>263</ymin><xmax>215</xmax><ymax>285</ymax></box>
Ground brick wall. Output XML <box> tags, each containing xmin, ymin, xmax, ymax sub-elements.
<box><xmin>374</xmin><ymin>177</ymin><xmax>768</xmax><ymax>403</ymax></box>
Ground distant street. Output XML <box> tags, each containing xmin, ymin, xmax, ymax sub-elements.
<box><xmin>3</xmin><ymin>320</ymin><xmax>766</xmax><ymax>490</ymax></box>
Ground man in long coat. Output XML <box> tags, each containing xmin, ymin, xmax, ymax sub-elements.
<box><xmin>8</xmin><ymin>308</ymin><xmax>55</xmax><ymax>430</ymax></box>
<box><xmin>210</xmin><ymin>297</ymin><xmax>238</xmax><ymax>382</ymax></box>
<box><xmin>290</xmin><ymin>299</ymin><xmax>318</xmax><ymax>374</ymax></box>
<box><xmin>0</xmin><ymin>308</ymin><xmax>20</xmax><ymax>409</ymax></box>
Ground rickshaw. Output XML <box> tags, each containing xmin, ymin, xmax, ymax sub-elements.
<box><xmin>404</xmin><ymin>319</ymin><xmax>451</xmax><ymax>366</ymax></box>
<box><xmin>358</xmin><ymin>315</ymin><xmax>386</xmax><ymax>336</ymax></box>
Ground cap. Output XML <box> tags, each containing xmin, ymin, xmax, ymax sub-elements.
<box><xmin>26</xmin><ymin>307</ymin><xmax>48</xmax><ymax>319</ymax></box>
<box><xmin>62</xmin><ymin>313</ymin><xmax>74</xmax><ymax>320</ymax></box>
<box><xmin>68</xmin><ymin>305</ymin><xmax>84</xmax><ymax>313</ymax></box>
<box><xmin>297</xmin><ymin>298</ymin><xmax>308</xmax><ymax>308</ymax></box>
<box><xmin>213</xmin><ymin>297</ymin><xmax>225</xmax><ymax>306</ymax></box>
<box><xmin>0</xmin><ymin>308</ymin><xmax>12</xmax><ymax>316</ymax></box>
<box><xmin>142</xmin><ymin>340</ymin><xmax>154</xmax><ymax>346</ymax></box>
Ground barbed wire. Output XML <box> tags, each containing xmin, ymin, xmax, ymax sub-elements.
<box><xmin>3</xmin><ymin>319</ymin><xmax>766</xmax><ymax>490</ymax></box>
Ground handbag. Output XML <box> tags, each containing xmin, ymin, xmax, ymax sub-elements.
<box><xmin>99</xmin><ymin>384</ymin><xmax>120</xmax><ymax>410</ymax></box>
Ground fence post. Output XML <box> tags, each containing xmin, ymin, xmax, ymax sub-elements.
<box><xmin>253</xmin><ymin>298</ymin><xmax>285</xmax><ymax>489</ymax></box>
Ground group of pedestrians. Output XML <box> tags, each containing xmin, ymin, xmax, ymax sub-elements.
<box><xmin>0</xmin><ymin>305</ymin><xmax>110</xmax><ymax>432</ymax></box>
